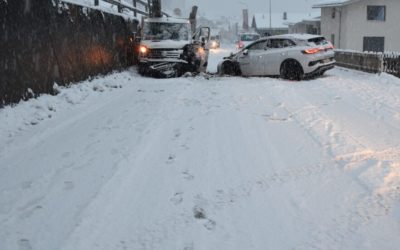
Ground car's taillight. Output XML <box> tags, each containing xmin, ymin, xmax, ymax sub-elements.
<box><xmin>326</xmin><ymin>44</ymin><xmax>334</xmax><ymax>50</ymax></box>
<box><xmin>302</xmin><ymin>48</ymin><xmax>321</xmax><ymax>54</ymax></box>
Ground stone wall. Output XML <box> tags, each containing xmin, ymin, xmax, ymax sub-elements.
<box><xmin>0</xmin><ymin>0</ymin><xmax>137</xmax><ymax>106</ymax></box>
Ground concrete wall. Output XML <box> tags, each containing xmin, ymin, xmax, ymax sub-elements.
<box><xmin>0</xmin><ymin>0</ymin><xmax>137</xmax><ymax>106</ymax></box>
<box><xmin>320</xmin><ymin>7</ymin><xmax>342</xmax><ymax>47</ymax></box>
<box><xmin>320</xmin><ymin>0</ymin><xmax>400</xmax><ymax>51</ymax></box>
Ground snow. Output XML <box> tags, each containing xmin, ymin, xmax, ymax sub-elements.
<box><xmin>1</xmin><ymin>45</ymin><xmax>400</xmax><ymax>250</ymax></box>
<box><xmin>313</xmin><ymin>0</ymin><xmax>359</xmax><ymax>8</ymax></box>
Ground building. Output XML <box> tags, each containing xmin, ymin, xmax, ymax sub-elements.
<box><xmin>162</xmin><ymin>0</ymin><xmax>186</xmax><ymax>16</ymax></box>
<box><xmin>314</xmin><ymin>0</ymin><xmax>400</xmax><ymax>52</ymax></box>
<box><xmin>251</xmin><ymin>12</ymin><xmax>319</xmax><ymax>36</ymax></box>
<box><xmin>288</xmin><ymin>16</ymin><xmax>321</xmax><ymax>35</ymax></box>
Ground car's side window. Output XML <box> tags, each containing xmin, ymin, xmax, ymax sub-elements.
<box><xmin>266</xmin><ymin>39</ymin><xmax>295</xmax><ymax>49</ymax></box>
<box><xmin>267</xmin><ymin>39</ymin><xmax>282</xmax><ymax>49</ymax></box>
<box><xmin>282</xmin><ymin>39</ymin><xmax>296</xmax><ymax>47</ymax></box>
<box><xmin>248</xmin><ymin>41</ymin><xmax>267</xmax><ymax>50</ymax></box>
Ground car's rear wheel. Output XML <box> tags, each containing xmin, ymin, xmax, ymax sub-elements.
<box><xmin>280</xmin><ymin>60</ymin><xmax>304</xmax><ymax>80</ymax></box>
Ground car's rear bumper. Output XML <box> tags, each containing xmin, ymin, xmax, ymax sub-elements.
<box><xmin>305</xmin><ymin>62</ymin><xmax>335</xmax><ymax>77</ymax></box>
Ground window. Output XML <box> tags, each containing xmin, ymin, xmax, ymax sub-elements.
<box><xmin>266</xmin><ymin>39</ymin><xmax>295</xmax><ymax>49</ymax></box>
<box><xmin>367</xmin><ymin>6</ymin><xmax>386</xmax><ymax>21</ymax></box>
<box><xmin>363</xmin><ymin>37</ymin><xmax>385</xmax><ymax>52</ymax></box>
<box><xmin>248</xmin><ymin>41</ymin><xmax>267</xmax><ymax>50</ymax></box>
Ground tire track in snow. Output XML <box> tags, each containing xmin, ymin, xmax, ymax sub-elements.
<box><xmin>273</xmin><ymin>78</ymin><xmax>400</xmax><ymax>249</ymax></box>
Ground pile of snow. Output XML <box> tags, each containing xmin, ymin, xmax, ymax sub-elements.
<box><xmin>0</xmin><ymin>72</ymin><xmax>128</xmax><ymax>151</ymax></box>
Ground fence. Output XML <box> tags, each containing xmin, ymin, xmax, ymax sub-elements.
<box><xmin>383</xmin><ymin>53</ymin><xmax>400</xmax><ymax>78</ymax></box>
<box><xmin>334</xmin><ymin>50</ymin><xmax>400</xmax><ymax>77</ymax></box>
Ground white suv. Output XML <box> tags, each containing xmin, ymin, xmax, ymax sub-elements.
<box><xmin>219</xmin><ymin>34</ymin><xmax>335</xmax><ymax>80</ymax></box>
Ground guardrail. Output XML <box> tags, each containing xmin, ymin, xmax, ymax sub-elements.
<box><xmin>335</xmin><ymin>50</ymin><xmax>400</xmax><ymax>77</ymax></box>
<box><xmin>98</xmin><ymin>0</ymin><xmax>149</xmax><ymax>17</ymax></box>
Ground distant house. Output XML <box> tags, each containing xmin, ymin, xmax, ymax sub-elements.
<box><xmin>251</xmin><ymin>12</ymin><xmax>319</xmax><ymax>36</ymax></box>
<box><xmin>163</xmin><ymin>0</ymin><xmax>186</xmax><ymax>16</ymax></box>
<box><xmin>314</xmin><ymin>0</ymin><xmax>400</xmax><ymax>52</ymax></box>
<box><xmin>288</xmin><ymin>16</ymin><xmax>321</xmax><ymax>35</ymax></box>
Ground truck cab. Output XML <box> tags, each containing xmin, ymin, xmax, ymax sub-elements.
<box><xmin>138</xmin><ymin>17</ymin><xmax>210</xmax><ymax>77</ymax></box>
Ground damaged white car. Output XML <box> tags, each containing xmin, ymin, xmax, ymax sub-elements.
<box><xmin>218</xmin><ymin>34</ymin><xmax>335</xmax><ymax>80</ymax></box>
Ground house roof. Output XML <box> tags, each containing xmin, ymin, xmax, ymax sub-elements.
<box><xmin>252</xmin><ymin>12</ymin><xmax>319</xmax><ymax>29</ymax></box>
<box><xmin>313</xmin><ymin>0</ymin><xmax>361</xmax><ymax>8</ymax></box>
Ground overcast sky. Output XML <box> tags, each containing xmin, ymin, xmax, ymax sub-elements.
<box><xmin>187</xmin><ymin>0</ymin><xmax>323</xmax><ymax>17</ymax></box>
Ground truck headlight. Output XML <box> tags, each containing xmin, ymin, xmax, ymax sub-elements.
<box><xmin>139</xmin><ymin>46</ymin><xmax>148</xmax><ymax>54</ymax></box>
<box><xmin>197</xmin><ymin>47</ymin><xmax>205</xmax><ymax>55</ymax></box>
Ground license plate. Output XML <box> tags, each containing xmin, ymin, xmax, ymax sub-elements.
<box><xmin>323</xmin><ymin>59</ymin><xmax>331</xmax><ymax>63</ymax></box>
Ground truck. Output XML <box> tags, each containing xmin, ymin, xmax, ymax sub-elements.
<box><xmin>137</xmin><ymin>1</ymin><xmax>210</xmax><ymax>78</ymax></box>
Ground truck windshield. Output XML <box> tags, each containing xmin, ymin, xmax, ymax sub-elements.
<box><xmin>143</xmin><ymin>22</ymin><xmax>190</xmax><ymax>41</ymax></box>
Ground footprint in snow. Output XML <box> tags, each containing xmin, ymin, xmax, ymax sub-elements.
<box><xmin>166</xmin><ymin>154</ymin><xmax>176</xmax><ymax>164</ymax></box>
<box><xmin>170</xmin><ymin>192</ymin><xmax>184</xmax><ymax>205</ymax></box>
<box><xmin>173</xmin><ymin>129</ymin><xmax>181</xmax><ymax>140</ymax></box>
<box><xmin>193</xmin><ymin>206</ymin><xmax>207</xmax><ymax>219</ymax></box>
<box><xmin>182</xmin><ymin>170</ymin><xmax>194</xmax><ymax>181</ymax></box>
<box><xmin>18</xmin><ymin>239</ymin><xmax>33</xmax><ymax>250</ymax></box>
<box><xmin>193</xmin><ymin>206</ymin><xmax>217</xmax><ymax>230</ymax></box>
<box><xmin>204</xmin><ymin>219</ymin><xmax>217</xmax><ymax>230</ymax></box>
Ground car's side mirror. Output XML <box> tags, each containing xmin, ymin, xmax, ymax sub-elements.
<box><xmin>243</xmin><ymin>49</ymin><xmax>249</xmax><ymax>56</ymax></box>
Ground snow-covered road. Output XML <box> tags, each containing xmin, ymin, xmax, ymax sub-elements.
<box><xmin>1</xmin><ymin>46</ymin><xmax>400</xmax><ymax>250</ymax></box>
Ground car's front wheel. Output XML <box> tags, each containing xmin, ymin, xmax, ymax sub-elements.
<box><xmin>280</xmin><ymin>60</ymin><xmax>304</xmax><ymax>80</ymax></box>
<box><xmin>220</xmin><ymin>61</ymin><xmax>241</xmax><ymax>76</ymax></box>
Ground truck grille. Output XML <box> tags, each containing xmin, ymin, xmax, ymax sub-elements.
<box><xmin>147</xmin><ymin>49</ymin><xmax>182</xmax><ymax>59</ymax></box>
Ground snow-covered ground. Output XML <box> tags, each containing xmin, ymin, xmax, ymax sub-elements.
<box><xmin>1</xmin><ymin>45</ymin><xmax>400</xmax><ymax>250</ymax></box>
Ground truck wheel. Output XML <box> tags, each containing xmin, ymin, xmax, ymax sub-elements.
<box><xmin>138</xmin><ymin>64</ymin><xmax>147</xmax><ymax>76</ymax></box>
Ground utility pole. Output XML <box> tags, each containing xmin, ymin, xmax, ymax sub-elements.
<box><xmin>269</xmin><ymin>0</ymin><xmax>272</xmax><ymax>34</ymax></box>
<box><xmin>133</xmin><ymin>0</ymin><xmax>137</xmax><ymax>17</ymax></box>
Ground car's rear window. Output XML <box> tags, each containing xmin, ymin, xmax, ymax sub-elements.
<box><xmin>307</xmin><ymin>37</ymin><xmax>329</xmax><ymax>46</ymax></box>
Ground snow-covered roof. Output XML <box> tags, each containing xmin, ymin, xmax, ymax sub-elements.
<box><xmin>252</xmin><ymin>12</ymin><xmax>320</xmax><ymax>29</ymax></box>
<box><xmin>270</xmin><ymin>33</ymin><xmax>323</xmax><ymax>40</ymax></box>
<box><xmin>313</xmin><ymin>0</ymin><xmax>360</xmax><ymax>8</ymax></box>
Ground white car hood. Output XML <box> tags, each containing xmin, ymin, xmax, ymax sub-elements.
<box><xmin>141</xmin><ymin>40</ymin><xmax>189</xmax><ymax>50</ymax></box>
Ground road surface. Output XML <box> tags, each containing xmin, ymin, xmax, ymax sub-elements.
<box><xmin>1</xmin><ymin>46</ymin><xmax>400</xmax><ymax>250</ymax></box>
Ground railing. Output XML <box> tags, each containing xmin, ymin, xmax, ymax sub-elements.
<box><xmin>383</xmin><ymin>53</ymin><xmax>400</xmax><ymax>78</ymax></box>
<box><xmin>98</xmin><ymin>0</ymin><xmax>149</xmax><ymax>17</ymax></box>
<box><xmin>335</xmin><ymin>50</ymin><xmax>400</xmax><ymax>77</ymax></box>
<box><xmin>61</xmin><ymin>0</ymin><xmax>170</xmax><ymax>18</ymax></box>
